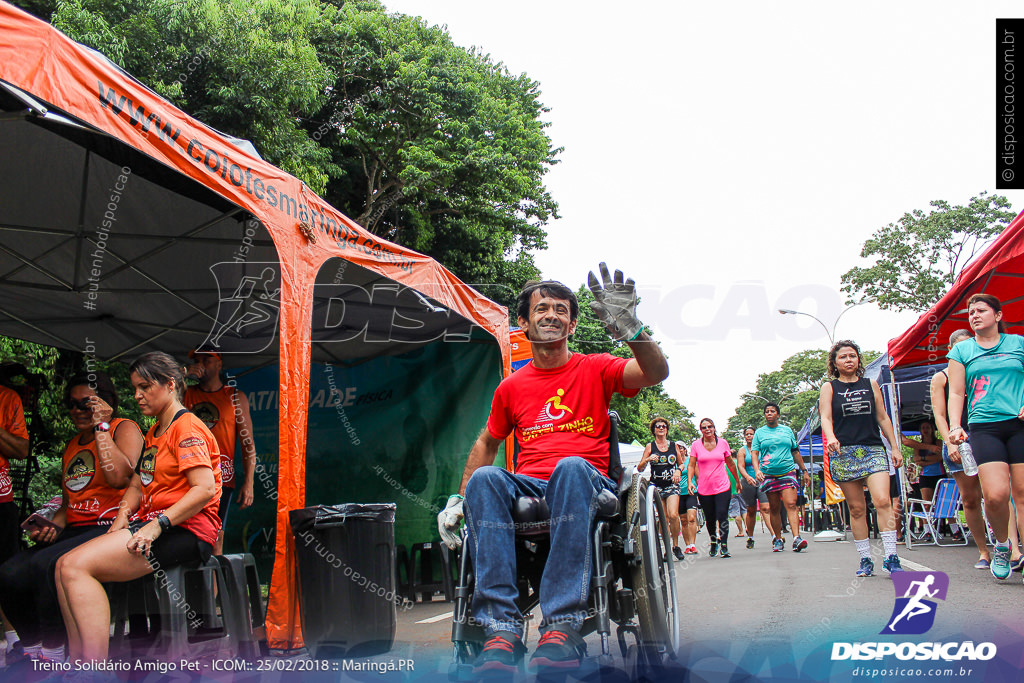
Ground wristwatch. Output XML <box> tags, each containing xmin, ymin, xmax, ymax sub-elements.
<box><xmin>93</xmin><ymin>422</ymin><xmax>110</xmax><ymax>433</ymax></box>
<box><xmin>157</xmin><ymin>513</ymin><xmax>172</xmax><ymax>531</ymax></box>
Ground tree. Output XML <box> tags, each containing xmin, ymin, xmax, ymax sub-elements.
<box><xmin>49</xmin><ymin>0</ymin><xmax>333</xmax><ymax>192</ymax></box>
<box><xmin>18</xmin><ymin>0</ymin><xmax>560</xmax><ymax>295</ymax></box>
<box><xmin>840</xmin><ymin>192</ymin><xmax>1016</xmax><ymax>312</ymax></box>
<box><xmin>308</xmin><ymin>2</ymin><xmax>560</xmax><ymax>287</ymax></box>
<box><xmin>726</xmin><ymin>348</ymin><xmax>881</xmax><ymax>444</ymax></box>
<box><xmin>567</xmin><ymin>287</ymin><xmax>698</xmax><ymax>445</ymax></box>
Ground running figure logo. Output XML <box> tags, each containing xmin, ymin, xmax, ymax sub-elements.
<box><xmin>203</xmin><ymin>263</ymin><xmax>281</xmax><ymax>354</ymax></box>
<box><xmin>881</xmin><ymin>571</ymin><xmax>949</xmax><ymax>635</ymax></box>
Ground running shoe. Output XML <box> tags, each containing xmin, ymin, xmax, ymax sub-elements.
<box><xmin>950</xmin><ymin>529</ymin><xmax>965</xmax><ymax>543</ymax></box>
<box><xmin>672</xmin><ymin>546</ymin><xmax>684</xmax><ymax>561</ymax></box>
<box><xmin>746</xmin><ymin>537</ymin><xmax>755</xmax><ymax>550</ymax></box>
<box><xmin>857</xmin><ymin>557</ymin><xmax>874</xmax><ymax>577</ymax></box>
<box><xmin>991</xmin><ymin>545</ymin><xmax>1012</xmax><ymax>580</ymax></box>
<box><xmin>473</xmin><ymin>631</ymin><xmax>526</xmax><ymax>675</ymax></box>
<box><xmin>792</xmin><ymin>536</ymin><xmax>808</xmax><ymax>552</ymax></box>
<box><xmin>685</xmin><ymin>545</ymin><xmax>697</xmax><ymax>554</ymax></box>
<box><xmin>772</xmin><ymin>538</ymin><xmax>784</xmax><ymax>552</ymax></box>
<box><xmin>720</xmin><ymin>543</ymin><xmax>730</xmax><ymax>558</ymax></box>
<box><xmin>974</xmin><ymin>558</ymin><xmax>991</xmax><ymax>570</ymax></box>
<box><xmin>530</xmin><ymin>625</ymin><xmax>586</xmax><ymax>672</ymax></box>
<box><xmin>882</xmin><ymin>554</ymin><xmax>904</xmax><ymax>574</ymax></box>
<box><xmin>1011</xmin><ymin>557</ymin><xmax>1024</xmax><ymax>572</ymax></box>
<box><xmin>709</xmin><ymin>541</ymin><xmax>718</xmax><ymax>557</ymax></box>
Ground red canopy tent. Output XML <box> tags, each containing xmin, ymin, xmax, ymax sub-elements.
<box><xmin>0</xmin><ymin>1</ymin><xmax>511</xmax><ymax>649</ymax></box>
<box><xmin>888</xmin><ymin>209</ymin><xmax>1024</xmax><ymax>369</ymax></box>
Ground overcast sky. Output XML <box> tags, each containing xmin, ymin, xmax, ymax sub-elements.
<box><xmin>384</xmin><ymin>0</ymin><xmax>1024</xmax><ymax>431</ymax></box>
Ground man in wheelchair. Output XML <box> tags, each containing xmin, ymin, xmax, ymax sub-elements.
<box><xmin>437</xmin><ymin>264</ymin><xmax>670</xmax><ymax>676</ymax></box>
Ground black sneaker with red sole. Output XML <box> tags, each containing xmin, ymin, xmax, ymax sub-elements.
<box><xmin>529</xmin><ymin>625</ymin><xmax>587</xmax><ymax>672</ymax></box>
<box><xmin>473</xmin><ymin>631</ymin><xmax>526</xmax><ymax>676</ymax></box>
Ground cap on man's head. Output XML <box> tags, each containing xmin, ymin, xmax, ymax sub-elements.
<box><xmin>188</xmin><ymin>348</ymin><xmax>222</xmax><ymax>361</ymax></box>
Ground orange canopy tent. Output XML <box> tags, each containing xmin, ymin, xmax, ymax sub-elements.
<box><xmin>0</xmin><ymin>1</ymin><xmax>510</xmax><ymax>649</ymax></box>
<box><xmin>888</xmin><ymin>208</ymin><xmax>1024</xmax><ymax>369</ymax></box>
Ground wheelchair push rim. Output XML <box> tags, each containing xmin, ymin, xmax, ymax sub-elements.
<box><xmin>628</xmin><ymin>477</ymin><xmax>681</xmax><ymax>661</ymax></box>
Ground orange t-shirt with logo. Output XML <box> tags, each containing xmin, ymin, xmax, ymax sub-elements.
<box><xmin>64</xmin><ymin>417</ymin><xmax>141</xmax><ymax>526</ymax></box>
<box><xmin>135</xmin><ymin>411</ymin><xmax>222</xmax><ymax>545</ymax></box>
<box><xmin>0</xmin><ymin>386</ymin><xmax>29</xmax><ymax>504</ymax></box>
<box><xmin>184</xmin><ymin>386</ymin><xmax>239</xmax><ymax>489</ymax></box>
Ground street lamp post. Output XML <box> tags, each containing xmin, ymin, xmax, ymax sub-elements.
<box><xmin>777</xmin><ymin>299</ymin><xmax>875</xmax><ymax>347</ymax></box>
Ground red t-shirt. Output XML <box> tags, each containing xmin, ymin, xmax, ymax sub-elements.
<box><xmin>134</xmin><ymin>412</ymin><xmax>222</xmax><ymax>545</ymax></box>
<box><xmin>0</xmin><ymin>386</ymin><xmax>29</xmax><ymax>504</ymax></box>
<box><xmin>487</xmin><ymin>353</ymin><xmax>637</xmax><ymax>480</ymax></box>
<box><xmin>184</xmin><ymin>385</ymin><xmax>240</xmax><ymax>488</ymax></box>
<box><xmin>64</xmin><ymin>417</ymin><xmax>142</xmax><ymax>526</ymax></box>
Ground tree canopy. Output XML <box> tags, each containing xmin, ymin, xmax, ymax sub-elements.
<box><xmin>840</xmin><ymin>192</ymin><xmax>1016</xmax><ymax>312</ymax></box>
<box><xmin>17</xmin><ymin>0</ymin><xmax>560</xmax><ymax>297</ymax></box>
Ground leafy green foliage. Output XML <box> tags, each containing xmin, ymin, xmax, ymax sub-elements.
<box><xmin>567</xmin><ymin>287</ymin><xmax>697</xmax><ymax>445</ymax></box>
<box><xmin>725</xmin><ymin>348</ymin><xmax>881</xmax><ymax>443</ymax></box>
<box><xmin>50</xmin><ymin>0</ymin><xmax>333</xmax><ymax>192</ymax></box>
<box><xmin>840</xmin><ymin>193</ymin><xmax>1016</xmax><ymax>312</ymax></box>
<box><xmin>308</xmin><ymin>2</ymin><xmax>559</xmax><ymax>286</ymax></box>
<box><xmin>21</xmin><ymin>0</ymin><xmax>560</xmax><ymax>293</ymax></box>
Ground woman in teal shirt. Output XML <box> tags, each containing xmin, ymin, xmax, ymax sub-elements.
<box><xmin>751</xmin><ymin>403</ymin><xmax>811</xmax><ymax>553</ymax></box>
<box><xmin>947</xmin><ymin>293</ymin><xmax>1024</xmax><ymax>582</ymax></box>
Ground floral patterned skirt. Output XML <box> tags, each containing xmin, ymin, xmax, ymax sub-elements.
<box><xmin>829</xmin><ymin>444</ymin><xmax>888</xmax><ymax>482</ymax></box>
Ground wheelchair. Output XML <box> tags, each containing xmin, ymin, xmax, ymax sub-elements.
<box><xmin>449</xmin><ymin>414</ymin><xmax>680</xmax><ymax>679</ymax></box>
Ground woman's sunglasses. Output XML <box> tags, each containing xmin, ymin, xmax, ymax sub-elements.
<box><xmin>66</xmin><ymin>398</ymin><xmax>92</xmax><ymax>411</ymax></box>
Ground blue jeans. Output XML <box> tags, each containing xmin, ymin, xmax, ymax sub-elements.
<box><xmin>464</xmin><ymin>456</ymin><xmax>615</xmax><ymax>637</ymax></box>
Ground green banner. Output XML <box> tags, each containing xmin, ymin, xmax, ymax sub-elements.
<box><xmin>222</xmin><ymin>338</ymin><xmax>502</xmax><ymax>582</ymax></box>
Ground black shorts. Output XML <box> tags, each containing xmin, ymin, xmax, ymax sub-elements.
<box><xmin>968</xmin><ymin>419</ymin><xmax>1024</xmax><ymax>466</ymax></box>
<box><xmin>680</xmin><ymin>494</ymin><xmax>699</xmax><ymax>512</ymax></box>
<box><xmin>889</xmin><ymin>474</ymin><xmax>902</xmax><ymax>499</ymax></box>
<box><xmin>918</xmin><ymin>474</ymin><xmax>942</xmax><ymax>492</ymax></box>
<box><xmin>217</xmin><ymin>486</ymin><xmax>235</xmax><ymax>526</ymax></box>
<box><xmin>0</xmin><ymin>501</ymin><xmax>20</xmax><ymax>566</ymax></box>
<box><xmin>128</xmin><ymin>521</ymin><xmax>213</xmax><ymax>569</ymax></box>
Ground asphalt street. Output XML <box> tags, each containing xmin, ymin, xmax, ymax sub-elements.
<box><xmin>365</xmin><ymin>524</ymin><xmax>1022</xmax><ymax>681</ymax></box>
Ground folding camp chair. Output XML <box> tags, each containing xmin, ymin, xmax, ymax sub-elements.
<box><xmin>906</xmin><ymin>478</ymin><xmax>967</xmax><ymax>546</ymax></box>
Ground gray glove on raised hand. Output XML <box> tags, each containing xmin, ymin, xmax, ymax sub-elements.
<box><xmin>587</xmin><ymin>262</ymin><xmax>644</xmax><ymax>341</ymax></box>
<box><xmin>437</xmin><ymin>494</ymin><xmax>465</xmax><ymax>550</ymax></box>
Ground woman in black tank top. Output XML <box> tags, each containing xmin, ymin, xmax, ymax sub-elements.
<box><xmin>819</xmin><ymin>340</ymin><xmax>903</xmax><ymax>577</ymax></box>
<box><xmin>638</xmin><ymin>417</ymin><xmax>683</xmax><ymax>559</ymax></box>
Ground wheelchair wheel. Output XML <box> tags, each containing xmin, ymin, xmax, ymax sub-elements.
<box><xmin>627</xmin><ymin>476</ymin><xmax>680</xmax><ymax>665</ymax></box>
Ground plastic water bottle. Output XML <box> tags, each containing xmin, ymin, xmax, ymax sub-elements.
<box><xmin>958</xmin><ymin>442</ymin><xmax>979</xmax><ymax>476</ymax></box>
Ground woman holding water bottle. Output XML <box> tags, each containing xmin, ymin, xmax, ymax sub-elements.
<box><xmin>947</xmin><ymin>294</ymin><xmax>1024</xmax><ymax>582</ymax></box>
<box><xmin>931</xmin><ymin>329</ymin><xmax>1000</xmax><ymax>570</ymax></box>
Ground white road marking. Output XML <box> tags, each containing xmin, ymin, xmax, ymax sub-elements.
<box><xmin>416</xmin><ymin>611</ymin><xmax>454</xmax><ymax>624</ymax></box>
<box><xmin>897</xmin><ymin>557</ymin><xmax>934</xmax><ymax>572</ymax></box>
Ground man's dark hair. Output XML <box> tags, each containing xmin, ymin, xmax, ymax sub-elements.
<box><xmin>764</xmin><ymin>402</ymin><xmax>780</xmax><ymax>415</ymax></box>
<box><xmin>516</xmin><ymin>280</ymin><xmax>579</xmax><ymax>323</ymax></box>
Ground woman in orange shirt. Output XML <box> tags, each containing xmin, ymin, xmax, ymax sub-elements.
<box><xmin>54</xmin><ymin>352</ymin><xmax>221</xmax><ymax>663</ymax></box>
<box><xmin>0</xmin><ymin>372</ymin><xmax>142</xmax><ymax>663</ymax></box>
